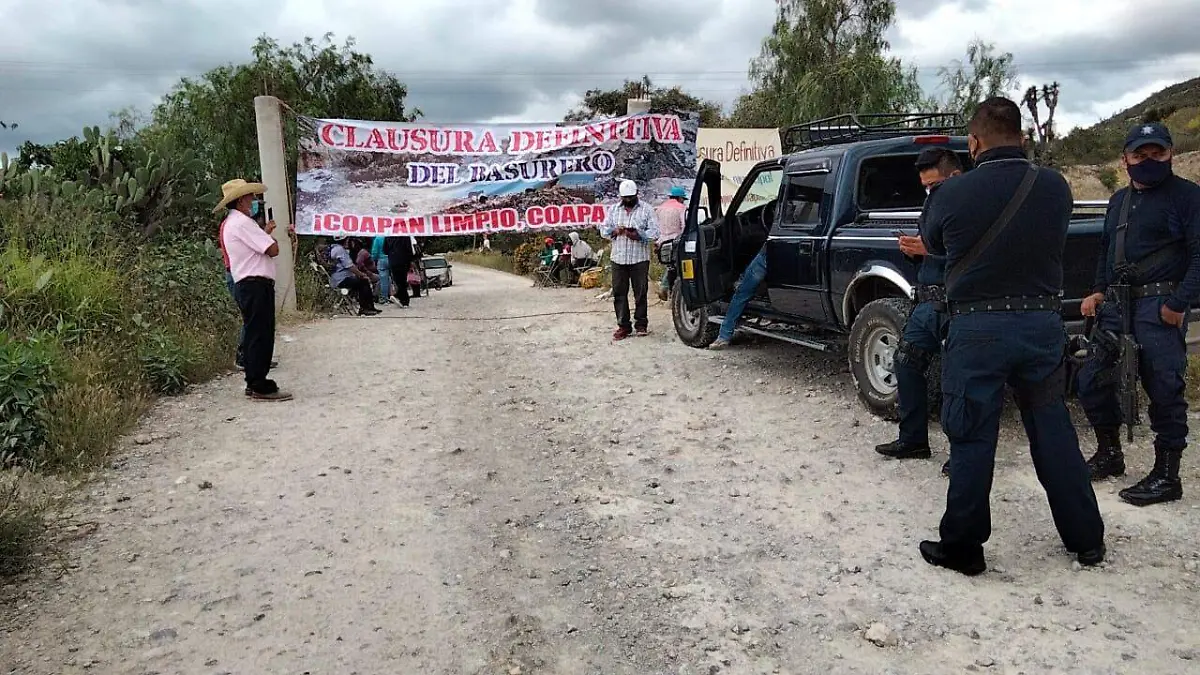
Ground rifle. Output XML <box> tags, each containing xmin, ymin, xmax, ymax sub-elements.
<box><xmin>1110</xmin><ymin>269</ymin><xmax>1141</xmax><ymax>443</ymax></box>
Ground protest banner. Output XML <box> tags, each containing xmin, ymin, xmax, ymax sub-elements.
<box><xmin>294</xmin><ymin>113</ymin><xmax>699</xmax><ymax>237</ymax></box>
<box><xmin>695</xmin><ymin>128</ymin><xmax>782</xmax><ymax>210</ymax></box>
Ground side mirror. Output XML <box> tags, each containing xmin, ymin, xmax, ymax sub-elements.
<box><xmin>657</xmin><ymin>239</ymin><xmax>674</xmax><ymax>265</ymax></box>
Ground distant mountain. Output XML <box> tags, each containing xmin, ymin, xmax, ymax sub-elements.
<box><xmin>1059</xmin><ymin>76</ymin><xmax>1200</xmax><ymax>166</ymax></box>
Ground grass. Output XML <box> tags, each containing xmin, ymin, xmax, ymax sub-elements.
<box><xmin>445</xmin><ymin>250</ymin><xmax>517</xmax><ymax>275</ymax></box>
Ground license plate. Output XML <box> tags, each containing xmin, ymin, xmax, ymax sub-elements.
<box><xmin>681</xmin><ymin>260</ymin><xmax>694</xmax><ymax>280</ymax></box>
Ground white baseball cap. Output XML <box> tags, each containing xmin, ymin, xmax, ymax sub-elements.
<box><xmin>618</xmin><ymin>179</ymin><xmax>638</xmax><ymax>197</ymax></box>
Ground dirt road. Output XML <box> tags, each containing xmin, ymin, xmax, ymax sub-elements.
<box><xmin>2</xmin><ymin>264</ymin><xmax>1199</xmax><ymax>675</ymax></box>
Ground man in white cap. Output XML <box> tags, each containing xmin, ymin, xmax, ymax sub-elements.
<box><xmin>600</xmin><ymin>179</ymin><xmax>659</xmax><ymax>340</ymax></box>
<box><xmin>216</xmin><ymin>178</ymin><xmax>291</xmax><ymax>401</ymax></box>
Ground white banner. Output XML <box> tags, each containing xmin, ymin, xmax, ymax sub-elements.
<box><xmin>695</xmin><ymin>128</ymin><xmax>782</xmax><ymax>210</ymax></box>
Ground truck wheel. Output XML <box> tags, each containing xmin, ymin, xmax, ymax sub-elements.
<box><xmin>848</xmin><ymin>298</ymin><xmax>910</xmax><ymax>419</ymax></box>
<box><xmin>672</xmin><ymin>278</ymin><xmax>719</xmax><ymax>348</ymax></box>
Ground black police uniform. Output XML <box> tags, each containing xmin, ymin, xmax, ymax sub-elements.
<box><xmin>876</xmin><ymin>184</ymin><xmax>947</xmax><ymax>468</ymax></box>
<box><xmin>1077</xmin><ymin>123</ymin><xmax>1200</xmax><ymax>506</ymax></box>
<box><xmin>919</xmin><ymin>145</ymin><xmax>1105</xmax><ymax>573</ymax></box>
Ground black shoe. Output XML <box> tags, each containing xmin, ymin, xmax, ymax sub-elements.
<box><xmin>875</xmin><ymin>440</ymin><xmax>932</xmax><ymax>459</ymax></box>
<box><xmin>1119</xmin><ymin>448</ymin><xmax>1182</xmax><ymax>506</ymax></box>
<box><xmin>1077</xmin><ymin>544</ymin><xmax>1105</xmax><ymax>567</ymax></box>
<box><xmin>941</xmin><ymin>460</ymin><xmax>951</xmax><ymax>477</ymax></box>
<box><xmin>919</xmin><ymin>540</ymin><xmax>986</xmax><ymax>576</ymax></box>
<box><xmin>361</xmin><ymin>308</ymin><xmax>381</xmax><ymax>316</ymax></box>
<box><xmin>1086</xmin><ymin>427</ymin><xmax>1125</xmax><ymax>481</ymax></box>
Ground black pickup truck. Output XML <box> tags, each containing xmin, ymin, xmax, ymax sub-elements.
<box><xmin>661</xmin><ymin>113</ymin><xmax>1111</xmax><ymax>417</ymax></box>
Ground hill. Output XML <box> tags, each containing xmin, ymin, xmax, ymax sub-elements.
<box><xmin>1058</xmin><ymin>76</ymin><xmax>1200</xmax><ymax>166</ymax></box>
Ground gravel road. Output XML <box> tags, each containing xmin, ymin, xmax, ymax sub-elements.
<box><xmin>2</xmin><ymin>264</ymin><xmax>1198</xmax><ymax>675</ymax></box>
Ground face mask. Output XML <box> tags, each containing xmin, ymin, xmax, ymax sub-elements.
<box><xmin>621</xmin><ymin>197</ymin><xmax>637</xmax><ymax>208</ymax></box>
<box><xmin>1127</xmin><ymin>158</ymin><xmax>1172</xmax><ymax>187</ymax></box>
<box><xmin>249</xmin><ymin>199</ymin><xmax>262</xmax><ymax>218</ymax></box>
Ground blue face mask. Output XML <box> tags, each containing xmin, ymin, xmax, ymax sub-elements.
<box><xmin>249</xmin><ymin>199</ymin><xmax>262</xmax><ymax>218</ymax></box>
<box><xmin>1128</xmin><ymin>158</ymin><xmax>1172</xmax><ymax>187</ymax></box>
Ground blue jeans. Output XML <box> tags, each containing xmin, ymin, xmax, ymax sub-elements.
<box><xmin>895</xmin><ymin>301</ymin><xmax>943</xmax><ymax>446</ymax></box>
<box><xmin>718</xmin><ymin>248</ymin><xmax>768</xmax><ymax>341</ymax></box>
<box><xmin>939</xmin><ymin>311</ymin><xmax>1103</xmax><ymax>553</ymax></box>
<box><xmin>1076</xmin><ymin>296</ymin><xmax>1189</xmax><ymax>451</ymax></box>
<box><xmin>376</xmin><ymin>256</ymin><xmax>391</xmax><ymax>301</ymax></box>
<box><xmin>225</xmin><ymin>271</ymin><xmax>245</xmax><ymax>366</ymax></box>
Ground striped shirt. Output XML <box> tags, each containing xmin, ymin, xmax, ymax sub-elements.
<box><xmin>600</xmin><ymin>202</ymin><xmax>660</xmax><ymax>265</ymax></box>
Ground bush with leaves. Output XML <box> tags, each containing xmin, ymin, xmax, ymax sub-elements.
<box><xmin>1098</xmin><ymin>167</ymin><xmax>1120</xmax><ymax>193</ymax></box>
<box><xmin>0</xmin><ymin>334</ymin><xmax>57</xmax><ymax>466</ymax></box>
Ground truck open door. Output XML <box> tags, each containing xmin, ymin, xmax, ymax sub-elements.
<box><xmin>678</xmin><ymin>159</ymin><xmax>725</xmax><ymax>309</ymax></box>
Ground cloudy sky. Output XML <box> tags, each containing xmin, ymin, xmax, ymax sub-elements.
<box><xmin>2</xmin><ymin>0</ymin><xmax>1199</xmax><ymax>155</ymax></box>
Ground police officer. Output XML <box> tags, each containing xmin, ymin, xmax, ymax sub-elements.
<box><xmin>876</xmin><ymin>148</ymin><xmax>962</xmax><ymax>476</ymax></box>
<box><xmin>1077</xmin><ymin>121</ymin><xmax>1200</xmax><ymax>506</ymax></box>
<box><xmin>919</xmin><ymin>97</ymin><xmax>1105</xmax><ymax>575</ymax></box>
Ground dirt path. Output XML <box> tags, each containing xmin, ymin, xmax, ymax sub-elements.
<box><xmin>2</xmin><ymin>264</ymin><xmax>1199</xmax><ymax>675</ymax></box>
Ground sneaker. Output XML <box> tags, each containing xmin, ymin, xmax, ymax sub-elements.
<box><xmin>635</xmin><ymin>327</ymin><xmax>650</xmax><ymax>337</ymax></box>
<box><xmin>613</xmin><ymin>327</ymin><xmax>632</xmax><ymax>341</ymax></box>
<box><xmin>708</xmin><ymin>338</ymin><xmax>731</xmax><ymax>351</ymax></box>
<box><xmin>250</xmin><ymin>389</ymin><xmax>293</xmax><ymax>402</ymax></box>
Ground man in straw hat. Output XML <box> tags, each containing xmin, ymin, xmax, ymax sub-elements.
<box><xmin>216</xmin><ymin>179</ymin><xmax>292</xmax><ymax>401</ymax></box>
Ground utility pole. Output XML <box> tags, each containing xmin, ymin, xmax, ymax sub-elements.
<box><xmin>254</xmin><ymin>96</ymin><xmax>297</xmax><ymax>313</ymax></box>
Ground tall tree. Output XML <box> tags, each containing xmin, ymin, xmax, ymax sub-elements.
<box><xmin>729</xmin><ymin>0</ymin><xmax>923</xmax><ymax>128</ymax></box>
<box><xmin>564</xmin><ymin>75</ymin><xmax>724</xmax><ymax>126</ymax></box>
<box><xmin>937</xmin><ymin>39</ymin><xmax>1018</xmax><ymax>122</ymax></box>
<box><xmin>145</xmin><ymin>33</ymin><xmax>420</xmax><ymax>186</ymax></box>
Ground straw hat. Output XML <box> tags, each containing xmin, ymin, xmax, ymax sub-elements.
<box><xmin>213</xmin><ymin>179</ymin><xmax>267</xmax><ymax>214</ymax></box>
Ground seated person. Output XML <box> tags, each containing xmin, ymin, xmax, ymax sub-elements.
<box><xmin>708</xmin><ymin>243</ymin><xmax>767</xmax><ymax>350</ymax></box>
<box><xmin>569</xmin><ymin>231</ymin><xmax>596</xmax><ymax>268</ymax></box>
<box><xmin>328</xmin><ymin>235</ymin><xmax>381</xmax><ymax>316</ymax></box>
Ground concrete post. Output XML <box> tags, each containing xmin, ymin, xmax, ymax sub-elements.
<box><xmin>254</xmin><ymin>95</ymin><xmax>297</xmax><ymax>313</ymax></box>
<box><xmin>626</xmin><ymin>97</ymin><xmax>652</xmax><ymax>115</ymax></box>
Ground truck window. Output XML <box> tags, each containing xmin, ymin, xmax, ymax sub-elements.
<box><xmin>856</xmin><ymin>154</ymin><xmax>927</xmax><ymax>211</ymax></box>
<box><xmin>734</xmin><ymin>167</ymin><xmax>783</xmax><ymax>215</ymax></box>
<box><xmin>779</xmin><ymin>173</ymin><xmax>826</xmax><ymax>230</ymax></box>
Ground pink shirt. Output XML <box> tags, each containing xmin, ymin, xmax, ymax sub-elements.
<box><xmin>222</xmin><ymin>210</ymin><xmax>277</xmax><ymax>282</ymax></box>
<box><xmin>655</xmin><ymin>200</ymin><xmax>686</xmax><ymax>242</ymax></box>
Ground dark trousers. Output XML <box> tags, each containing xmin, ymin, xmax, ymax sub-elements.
<box><xmin>896</xmin><ymin>301</ymin><xmax>943</xmax><ymax>446</ymax></box>
<box><xmin>1077</xmin><ymin>297</ymin><xmax>1189</xmax><ymax>451</ymax></box>
<box><xmin>389</xmin><ymin>267</ymin><xmax>410</xmax><ymax>306</ymax></box>
<box><xmin>234</xmin><ymin>277</ymin><xmax>276</xmax><ymax>394</ymax></box>
<box><xmin>611</xmin><ymin>261</ymin><xmax>650</xmax><ymax>331</ymax></box>
<box><xmin>338</xmin><ymin>277</ymin><xmax>376</xmax><ymax>312</ymax></box>
<box><xmin>939</xmin><ymin>311</ymin><xmax>1104</xmax><ymax>554</ymax></box>
<box><xmin>225</xmin><ymin>271</ymin><xmax>245</xmax><ymax>367</ymax></box>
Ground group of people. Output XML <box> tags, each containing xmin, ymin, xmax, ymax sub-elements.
<box><xmin>538</xmin><ymin>231</ymin><xmax>596</xmax><ymax>284</ymax></box>
<box><xmin>324</xmin><ymin>235</ymin><xmax>428</xmax><ymax>315</ymax></box>
<box><xmin>870</xmin><ymin>97</ymin><xmax>1199</xmax><ymax>575</ymax></box>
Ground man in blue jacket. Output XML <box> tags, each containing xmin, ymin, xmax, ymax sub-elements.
<box><xmin>875</xmin><ymin>147</ymin><xmax>962</xmax><ymax>476</ymax></box>
<box><xmin>919</xmin><ymin>97</ymin><xmax>1104</xmax><ymax>575</ymax></box>
<box><xmin>1076</xmin><ymin>121</ymin><xmax>1200</xmax><ymax>506</ymax></box>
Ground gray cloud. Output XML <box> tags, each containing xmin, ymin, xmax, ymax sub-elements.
<box><xmin>1</xmin><ymin>0</ymin><xmax>1198</xmax><ymax>157</ymax></box>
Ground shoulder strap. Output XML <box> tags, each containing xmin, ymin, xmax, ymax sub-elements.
<box><xmin>946</xmin><ymin>162</ymin><xmax>1040</xmax><ymax>291</ymax></box>
<box><xmin>1114</xmin><ymin>189</ymin><xmax>1133</xmax><ymax>266</ymax></box>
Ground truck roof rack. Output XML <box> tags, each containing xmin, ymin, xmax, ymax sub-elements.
<box><xmin>782</xmin><ymin>113</ymin><xmax>965</xmax><ymax>153</ymax></box>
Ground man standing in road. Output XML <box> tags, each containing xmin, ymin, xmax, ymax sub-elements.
<box><xmin>1076</xmin><ymin>121</ymin><xmax>1200</xmax><ymax>506</ymax></box>
<box><xmin>601</xmin><ymin>179</ymin><xmax>659</xmax><ymax>340</ymax></box>
<box><xmin>217</xmin><ymin>179</ymin><xmax>292</xmax><ymax>402</ymax></box>
<box><xmin>919</xmin><ymin>97</ymin><xmax>1104</xmax><ymax>575</ymax></box>
<box><xmin>875</xmin><ymin>147</ymin><xmax>962</xmax><ymax>476</ymax></box>
<box><xmin>655</xmin><ymin>185</ymin><xmax>688</xmax><ymax>300</ymax></box>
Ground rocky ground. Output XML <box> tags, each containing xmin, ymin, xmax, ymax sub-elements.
<box><xmin>1</xmin><ymin>264</ymin><xmax>1198</xmax><ymax>675</ymax></box>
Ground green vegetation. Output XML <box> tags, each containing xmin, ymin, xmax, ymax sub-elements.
<box><xmin>1059</xmin><ymin>77</ymin><xmax>1200</xmax><ymax>165</ymax></box>
<box><xmin>0</xmin><ymin>33</ymin><xmax>419</xmax><ymax>576</ymax></box>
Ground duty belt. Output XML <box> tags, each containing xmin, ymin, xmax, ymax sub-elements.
<box><xmin>914</xmin><ymin>285</ymin><xmax>945</xmax><ymax>303</ymax></box>
<box><xmin>1129</xmin><ymin>281</ymin><xmax>1179</xmax><ymax>300</ymax></box>
<box><xmin>948</xmin><ymin>294</ymin><xmax>1062</xmax><ymax>316</ymax></box>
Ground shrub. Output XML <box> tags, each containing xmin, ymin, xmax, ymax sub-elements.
<box><xmin>138</xmin><ymin>328</ymin><xmax>197</xmax><ymax>395</ymax></box>
<box><xmin>1098</xmin><ymin>167</ymin><xmax>1120</xmax><ymax>193</ymax></box>
<box><xmin>0</xmin><ymin>334</ymin><xmax>57</xmax><ymax>467</ymax></box>
<box><xmin>0</xmin><ymin>477</ymin><xmax>46</xmax><ymax>577</ymax></box>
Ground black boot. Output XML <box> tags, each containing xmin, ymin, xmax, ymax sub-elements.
<box><xmin>919</xmin><ymin>540</ymin><xmax>986</xmax><ymax>576</ymax></box>
<box><xmin>875</xmin><ymin>439</ymin><xmax>932</xmax><ymax>459</ymax></box>
<box><xmin>1119</xmin><ymin>447</ymin><xmax>1183</xmax><ymax>506</ymax></box>
<box><xmin>1086</xmin><ymin>427</ymin><xmax>1125</xmax><ymax>481</ymax></box>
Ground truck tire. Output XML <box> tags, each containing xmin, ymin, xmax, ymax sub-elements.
<box><xmin>848</xmin><ymin>298</ymin><xmax>910</xmax><ymax>420</ymax></box>
<box><xmin>672</xmin><ymin>278</ymin><xmax>719</xmax><ymax>348</ymax></box>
